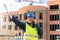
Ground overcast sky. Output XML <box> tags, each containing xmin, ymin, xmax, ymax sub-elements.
<box><xmin>0</xmin><ymin>0</ymin><xmax>48</xmax><ymax>12</ymax></box>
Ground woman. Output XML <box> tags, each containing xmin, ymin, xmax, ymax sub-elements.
<box><xmin>10</xmin><ymin>12</ymin><xmax>43</xmax><ymax>40</ymax></box>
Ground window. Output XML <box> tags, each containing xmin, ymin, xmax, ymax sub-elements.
<box><xmin>9</xmin><ymin>16</ymin><xmax>12</xmax><ymax>22</ymax></box>
<box><xmin>3</xmin><ymin>17</ymin><xmax>6</xmax><ymax>22</ymax></box>
<box><xmin>50</xmin><ymin>15</ymin><xmax>54</xmax><ymax>20</ymax></box>
<box><xmin>50</xmin><ymin>14</ymin><xmax>59</xmax><ymax>21</ymax></box>
<box><xmin>50</xmin><ymin>35</ymin><xmax>59</xmax><ymax>40</ymax></box>
<box><xmin>2</xmin><ymin>25</ymin><xmax>6</xmax><ymax>29</ymax></box>
<box><xmin>50</xmin><ymin>5</ymin><xmax>59</xmax><ymax>10</ymax></box>
<box><xmin>20</xmin><ymin>15</ymin><xmax>22</xmax><ymax>20</ymax></box>
<box><xmin>39</xmin><ymin>13</ymin><xmax>43</xmax><ymax>19</ymax></box>
<box><xmin>50</xmin><ymin>24</ymin><xmax>59</xmax><ymax>31</ymax></box>
<box><xmin>55</xmin><ymin>15</ymin><xmax>59</xmax><ymax>20</ymax></box>
<box><xmin>15</xmin><ymin>25</ymin><xmax>18</xmax><ymax>30</ymax></box>
<box><xmin>56</xmin><ymin>35</ymin><xmax>60</xmax><ymax>40</ymax></box>
<box><xmin>24</xmin><ymin>13</ymin><xmax>27</xmax><ymax>19</ymax></box>
<box><xmin>40</xmin><ymin>23</ymin><xmax>42</xmax><ymax>28</ymax></box>
<box><xmin>8</xmin><ymin>25</ymin><xmax>12</xmax><ymax>30</ymax></box>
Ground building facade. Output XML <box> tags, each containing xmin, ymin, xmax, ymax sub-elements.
<box><xmin>47</xmin><ymin>0</ymin><xmax>60</xmax><ymax>40</ymax></box>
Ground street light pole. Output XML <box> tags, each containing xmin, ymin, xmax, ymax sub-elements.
<box><xmin>3</xmin><ymin>4</ymin><xmax>9</xmax><ymax>15</ymax></box>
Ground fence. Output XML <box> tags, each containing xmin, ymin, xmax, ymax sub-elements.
<box><xmin>0</xmin><ymin>35</ymin><xmax>22</xmax><ymax>40</ymax></box>
<box><xmin>0</xmin><ymin>35</ymin><xmax>44</xmax><ymax>40</ymax></box>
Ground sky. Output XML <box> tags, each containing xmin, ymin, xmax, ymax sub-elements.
<box><xmin>0</xmin><ymin>0</ymin><xmax>48</xmax><ymax>12</ymax></box>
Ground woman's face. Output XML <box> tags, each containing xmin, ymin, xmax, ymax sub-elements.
<box><xmin>27</xmin><ymin>17</ymin><xmax>34</xmax><ymax>23</ymax></box>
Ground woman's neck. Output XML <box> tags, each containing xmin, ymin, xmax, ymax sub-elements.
<box><xmin>27</xmin><ymin>22</ymin><xmax>32</xmax><ymax>25</ymax></box>
<box><xmin>27</xmin><ymin>22</ymin><xmax>35</xmax><ymax>28</ymax></box>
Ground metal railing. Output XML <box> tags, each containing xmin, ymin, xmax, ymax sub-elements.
<box><xmin>0</xmin><ymin>35</ymin><xmax>44</xmax><ymax>40</ymax></box>
<box><xmin>0</xmin><ymin>35</ymin><xmax>21</xmax><ymax>40</ymax></box>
